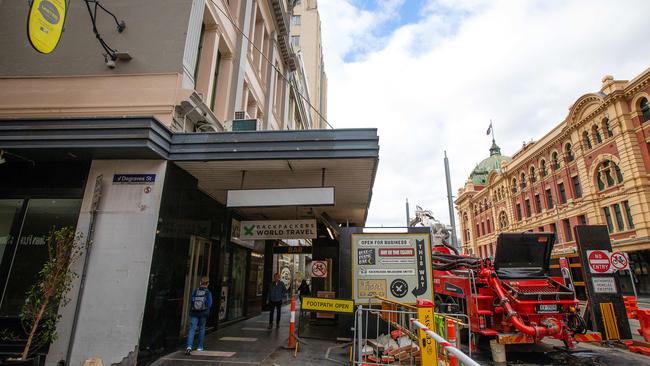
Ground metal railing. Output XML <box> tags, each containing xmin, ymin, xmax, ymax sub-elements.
<box><xmin>410</xmin><ymin>318</ymin><xmax>480</xmax><ymax>366</ymax></box>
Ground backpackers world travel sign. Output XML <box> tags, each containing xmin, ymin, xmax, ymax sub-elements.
<box><xmin>352</xmin><ymin>233</ymin><xmax>433</xmax><ymax>304</ymax></box>
<box><xmin>239</xmin><ymin>220</ymin><xmax>317</xmax><ymax>240</ymax></box>
<box><xmin>28</xmin><ymin>0</ymin><xmax>66</xmax><ymax>54</ymax></box>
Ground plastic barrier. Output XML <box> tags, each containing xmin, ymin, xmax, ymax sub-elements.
<box><xmin>637</xmin><ymin>309</ymin><xmax>650</xmax><ymax>342</ymax></box>
<box><xmin>624</xmin><ymin>296</ymin><xmax>638</xmax><ymax>319</ymax></box>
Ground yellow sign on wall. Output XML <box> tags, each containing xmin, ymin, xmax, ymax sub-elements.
<box><xmin>28</xmin><ymin>0</ymin><xmax>66</xmax><ymax>54</ymax></box>
<box><xmin>301</xmin><ymin>297</ymin><xmax>354</xmax><ymax>313</ymax></box>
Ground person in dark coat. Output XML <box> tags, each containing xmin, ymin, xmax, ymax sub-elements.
<box><xmin>267</xmin><ymin>273</ymin><xmax>286</xmax><ymax>329</ymax></box>
<box><xmin>298</xmin><ymin>279</ymin><xmax>311</xmax><ymax>299</ymax></box>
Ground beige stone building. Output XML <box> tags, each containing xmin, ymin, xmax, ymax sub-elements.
<box><xmin>455</xmin><ymin>67</ymin><xmax>650</xmax><ymax>293</ymax></box>
<box><xmin>290</xmin><ymin>0</ymin><xmax>328</xmax><ymax>128</ymax></box>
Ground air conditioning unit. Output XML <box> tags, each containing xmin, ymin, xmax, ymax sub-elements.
<box><xmin>224</xmin><ymin>119</ymin><xmax>262</xmax><ymax>131</ymax></box>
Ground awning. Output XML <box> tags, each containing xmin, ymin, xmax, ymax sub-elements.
<box><xmin>0</xmin><ymin>117</ymin><xmax>379</xmax><ymax>225</ymax></box>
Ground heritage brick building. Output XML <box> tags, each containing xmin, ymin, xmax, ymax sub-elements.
<box><xmin>455</xmin><ymin>67</ymin><xmax>650</xmax><ymax>293</ymax></box>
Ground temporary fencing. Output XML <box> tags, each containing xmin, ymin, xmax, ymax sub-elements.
<box><xmin>352</xmin><ymin>297</ymin><xmax>478</xmax><ymax>366</ymax></box>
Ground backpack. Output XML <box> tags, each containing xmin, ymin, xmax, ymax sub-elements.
<box><xmin>192</xmin><ymin>288</ymin><xmax>209</xmax><ymax>311</ymax></box>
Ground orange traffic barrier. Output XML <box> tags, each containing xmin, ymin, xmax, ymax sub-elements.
<box><xmin>636</xmin><ymin>309</ymin><xmax>650</xmax><ymax>342</ymax></box>
<box><xmin>624</xmin><ymin>296</ymin><xmax>638</xmax><ymax>319</ymax></box>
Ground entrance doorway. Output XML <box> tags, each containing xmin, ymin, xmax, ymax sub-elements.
<box><xmin>180</xmin><ymin>236</ymin><xmax>212</xmax><ymax>335</ymax></box>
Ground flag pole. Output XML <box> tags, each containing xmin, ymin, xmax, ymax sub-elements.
<box><xmin>490</xmin><ymin>119</ymin><xmax>496</xmax><ymax>143</ymax></box>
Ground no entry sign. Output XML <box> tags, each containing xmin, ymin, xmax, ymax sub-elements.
<box><xmin>588</xmin><ymin>250</ymin><xmax>611</xmax><ymax>273</ymax></box>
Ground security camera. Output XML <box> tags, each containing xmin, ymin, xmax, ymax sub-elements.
<box><xmin>106</xmin><ymin>58</ymin><xmax>116</xmax><ymax>68</ymax></box>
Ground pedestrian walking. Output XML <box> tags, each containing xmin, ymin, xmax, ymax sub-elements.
<box><xmin>298</xmin><ymin>279</ymin><xmax>311</xmax><ymax>300</ymax></box>
<box><xmin>267</xmin><ymin>273</ymin><xmax>286</xmax><ymax>329</ymax></box>
<box><xmin>185</xmin><ymin>276</ymin><xmax>212</xmax><ymax>355</ymax></box>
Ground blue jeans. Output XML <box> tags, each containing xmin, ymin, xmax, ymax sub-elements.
<box><xmin>186</xmin><ymin>314</ymin><xmax>207</xmax><ymax>349</ymax></box>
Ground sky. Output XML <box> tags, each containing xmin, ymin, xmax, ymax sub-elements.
<box><xmin>317</xmin><ymin>0</ymin><xmax>650</xmax><ymax>228</ymax></box>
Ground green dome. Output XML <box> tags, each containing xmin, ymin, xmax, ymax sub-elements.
<box><xmin>469</xmin><ymin>140</ymin><xmax>512</xmax><ymax>185</ymax></box>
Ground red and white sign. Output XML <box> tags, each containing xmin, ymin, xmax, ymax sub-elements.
<box><xmin>311</xmin><ymin>260</ymin><xmax>328</xmax><ymax>278</ymax></box>
<box><xmin>587</xmin><ymin>250</ymin><xmax>611</xmax><ymax>273</ymax></box>
<box><xmin>610</xmin><ymin>252</ymin><xmax>630</xmax><ymax>271</ymax></box>
<box><xmin>379</xmin><ymin>248</ymin><xmax>415</xmax><ymax>257</ymax></box>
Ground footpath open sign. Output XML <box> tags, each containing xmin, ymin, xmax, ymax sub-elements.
<box><xmin>301</xmin><ymin>297</ymin><xmax>354</xmax><ymax>313</ymax></box>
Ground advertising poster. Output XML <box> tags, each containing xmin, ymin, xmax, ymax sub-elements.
<box><xmin>352</xmin><ymin>233</ymin><xmax>433</xmax><ymax>304</ymax></box>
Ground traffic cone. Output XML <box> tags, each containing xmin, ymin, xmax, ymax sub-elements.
<box><xmin>288</xmin><ymin>297</ymin><xmax>296</xmax><ymax>348</ymax></box>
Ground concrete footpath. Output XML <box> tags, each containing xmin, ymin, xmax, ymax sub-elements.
<box><xmin>151</xmin><ymin>304</ymin><xmax>349</xmax><ymax>366</ymax></box>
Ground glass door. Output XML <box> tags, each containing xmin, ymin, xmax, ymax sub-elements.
<box><xmin>180</xmin><ymin>236</ymin><xmax>212</xmax><ymax>335</ymax></box>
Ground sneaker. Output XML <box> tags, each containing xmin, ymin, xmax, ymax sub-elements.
<box><xmin>196</xmin><ymin>348</ymin><xmax>204</xmax><ymax>352</ymax></box>
<box><xmin>185</xmin><ymin>348</ymin><xmax>191</xmax><ymax>356</ymax></box>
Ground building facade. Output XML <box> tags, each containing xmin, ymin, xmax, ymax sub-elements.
<box><xmin>456</xmin><ymin>68</ymin><xmax>650</xmax><ymax>293</ymax></box>
<box><xmin>0</xmin><ymin>1</ymin><xmax>375</xmax><ymax>366</ymax></box>
<box><xmin>290</xmin><ymin>0</ymin><xmax>328</xmax><ymax>128</ymax></box>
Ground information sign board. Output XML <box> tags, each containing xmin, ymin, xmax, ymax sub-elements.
<box><xmin>301</xmin><ymin>297</ymin><xmax>354</xmax><ymax>313</ymax></box>
<box><xmin>352</xmin><ymin>233</ymin><xmax>432</xmax><ymax>304</ymax></box>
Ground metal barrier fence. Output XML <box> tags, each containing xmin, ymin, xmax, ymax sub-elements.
<box><xmin>352</xmin><ymin>298</ymin><xmax>478</xmax><ymax>366</ymax></box>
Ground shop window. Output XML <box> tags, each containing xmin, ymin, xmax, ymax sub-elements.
<box><xmin>572</xmin><ymin>175</ymin><xmax>582</xmax><ymax>198</ymax></box>
<box><xmin>563</xmin><ymin>219</ymin><xmax>573</xmax><ymax>242</ymax></box>
<box><xmin>565</xmin><ymin>143</ymin><xmax>574</xmax><ymax>162</ymax></box>
<box><xmin>613</xmin><ymin>203</ymin><xmax>625</xmax><ymax>231</ymax></box>
<box><xmin>525</xmin><ymin>199</ymin><xmax>532</xmax><ymax>218</ymax></box>
<box><xmin>516</xmin><ymin>203</ymin><xmax>522</xmax><ymax>221</ymax></box>
<box><xmin>583</xmin><ymin>131</ymin><xmax>592</xmax><ymax>150</ymax></box>
<box><xmin>623</xmin><ymin>200</ymin><xmax>635</xmax><ymax>229</ymax></box>
<box><xmin>0</xmin><ymin>199</ymin><xmax>82</xmax><ymax>316</ymax></box>
<box><xmin>558</xmin><ymin>182</ymin><xmax>567</xmax><ymax>204</ymax></box>
<box><xmin>641</xmin><ymin>97</ymin><xmax>650</xmax><ymax>123</ymax></box>
<box><xmin>546</xmin><ymin>188</ymin><xmax>554</xmax><ymax>209</ymax></box>
<box><xmin>552</xmin><ymin>152</ymin><xmax>560</xmax><ymax>170</ymax></box>
<box><xmin>596</xmin><ymin>160</ymin><xmax>623</xmax><ymax>191</ymax></box>
<box><xmin>603</xmin><ymin>206</ymin><xmax>614</xmax><ymax>232</ymax></box>
<box><xmin>0</xmin><ymin>200</ymin><xmax>24</xmax><ymax>268</ymax></box>
<box><xmin>534</xmin><ymin>194</ymin><xmax>542</xmax><ymax>214</ymax></box>
<box><xmin>540</xmin><ymin>160</ymin><xmax>547</xmax><ymax>177</ymax></box>
<box><xmin>592</xmin><ymin>125</ymin><xmax>603</xmax><ymax>144</ymax></box>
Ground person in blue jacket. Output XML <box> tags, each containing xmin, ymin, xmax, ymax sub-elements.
<box><xmin>185</xmin><ymin>276</ymin><xmax>212</xmax><ymax>355</ymax></box>
<box><xmin>267</xmin><ymin>273</ymin><xmax>286</xmax><ymax>329</ymax></box>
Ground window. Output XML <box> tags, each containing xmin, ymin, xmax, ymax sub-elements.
<box><xmin>498</xmin><ymin>211</ymin><xmax>508</xmax><ymax>229</ymax></box>
<box><xmin>563</xmin><ymin>219</ymin><xmax>573</xmax><ymax>241</ymax></box>
<box><xmin>641</xmin><ymin>97</ymin><xmax>650</xmax><ymax>123</ymax></box>
<box><xmin>516</xmin><ymin>203</ymin><xmax>522</xmax><ymax>221</ymax></box>
<box><xmin>613</xmin><ymin>203</ymin><xmax>625</xmax><ymax>231</ymax></box>
<box><xmin>592</xmin><ymin>125</ymin><xmax>602</xmax><ymax>144</ymax></box>
<box><xmin>291</xmin><ymin>15</ymin><xmax>301</xmax><ymax>26</ymax></box>
<box><xmin>596</xmin><ymin>160</ymin><xmax>623</xmax><ymax>191</ymax></box>
<box><xmin>291</xmin><ymin>35</ymin><xmax>300</xmax><ymax>47</ymax></box>
<box><xmin>550</xmin><ymin>223</ymin><xmax>558</xmax><ymax>237</ymax></box>
<box><xmin>623</xmin><ymin>201</ymin><xmax>634</xmax><ymax>229</ymax></box>
<box><xmin>538</xmin><ymin>226</ymin><xmax>545</xmax><ymax>232</ymax></box>
<box><xmin>520</xmin><ymin>173</ymin><xmax>527</xmax><ymax>189</ymax></box>
<box><xmin>565</xmin><ymin>143</ymin><xmax>574</xmax><ymax>162</ymax></box>
<box><xmin>583</xmin><ymin>131</ymin><xmax>592</xmax><ymax>150</ymax></box>
<box><xmin>530</xmin><ymin>166</ymin><xmax>536</xmax><ymax>183</ymax></box>
<box><xmin>512</xmin><ymin>178</ymin><xmax>518</xmax><ymax>193</ymax></box>
<box><xmin>552</xmin><ymin>152</ymin><xmax>560</xmax><ymax>170</ymax></box>
<box><xmin>476</xmin><ymin>224</ymin><xmax>480</xmax><ymax>237</ymax></box>
<box><xmin>481</xmin><ymin>222</ymin><xmax>485</xmax><ymax>236</ymax></box>
<box><xmin>209</xmin><ymin>51</ymin><xmax>222</xmax><ymax>111</ymax></box>
<box><xmin>572</xmin><ymin>175</ymin><xmax>582</xmax><ymax>198</ymax></box>
<box><xmin>525</xmin><ymin>199</ymin><xmax>532</xmax><ymax>218</ymax></box>
<box><xmin>546</xmin><ymin>188</ymin><xmax>554</xmax><ymax>209</ymax></box>
<box><xmin>603</xmin><ymin>206</ymin><xmax>614</xmax><ymax>232</ymax></box>
<box><xmin>558</xmin><ymin>182</ymin><xmax>567</xmax><ymax>204</ymax></box>
<box><xmin>540</xmin><ymin>160</ymin><xmax>547</xmax><ymax>177</ymax></box>
<box><xmin>578</xmin><ymin>214</ymin><xmax>587</xmax><ymax>225</ymax></box>
<box><xmin>534</xmin><ymin>194</ymin><xmax>542</xmax><ymax>214</ymax></box>
<box><xmin>604</xmin><ymin>118</ymin><xmax>613</xmax><ymax>137</ymax></box>
<box><xmin>487</xmin><ymin>219</ymin><xmax>491</xmax><ymax>233</ymax></box>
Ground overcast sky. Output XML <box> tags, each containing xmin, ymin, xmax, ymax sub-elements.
<box><xmin>318</xmin><ymin>0</ymin><xmax>650</xmax><ymax>227</ymax></box>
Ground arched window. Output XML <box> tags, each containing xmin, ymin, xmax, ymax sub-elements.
<box><xmin>552</xmin><ymin>152</ymin><xmax>560</xmax><ymax>170</ymax></box>
<box><xmin>565</xmin><ymin>143</ymin><xmax>574</xmax><ymax>162</ymax></box>
<box><xmin>592</xmin><ymin>125</ymin><xmax>602</xmax><ymax>144</ymax></box>
<box><xmin>603</xmin><ymin>118</ymin><xmax>613</xmax><ymax>138</ymax></box>
<box><xmin>512</xmin><ymin>178</ymin><xmax>518</xmax><ymax>193</ymax></box>
<box><xmin>596</xmin><ymin>160</ymin><xmax>624</xmax><ymax>191</ymax></box>
<box><xmin>540</xmin><ymin>159</ymin><xmax>547</xmax><ymax>177</ymax></box>
<box><xmin>498</xmin><ymin>211</ymin><xmax>508</xmax><ymax>230</ymax></box>
<box><xmin>529</xmin><ymin>166</ymin><xmax>536</xmax><ymax>183</ymax></box>
<box><xmin>583</xmin><ymin>131</ymin><xmax>592</xmax><ymax>150</ymax></box>
<box><xmin>641</xmin><ymin>97</ymin><xmax>650</xmax><ymax>123</ymax></box>
<box><xmin>520</xmin><ymin>172</ymin><xmax>527</xmax><ymax>189</ymax></box>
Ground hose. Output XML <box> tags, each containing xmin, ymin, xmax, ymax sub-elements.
<box><xmin>489</xmin><ymin>276</ymin><xmax>561</xmax><ymax>338</ymax></box>
<box><xmin>567</xmin><ymin>313</ymin><xmax>587</xmax><ymax>334</ymax></box>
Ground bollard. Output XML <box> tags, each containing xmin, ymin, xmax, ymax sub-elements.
<box><xmin>447</xmin><ymin>319</ymin><xmax>458</xmax><ymax>366</ymax></box>
<box><xmin>288</xmin><ymin>297</ymin><xmax>296</xmax><ymax>348</ymax></box>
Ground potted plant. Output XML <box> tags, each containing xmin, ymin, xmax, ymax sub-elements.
<box><xmin>2</xmin><ymin>227</ymin><xmax>83</xmax><ymax>366</ymax></box>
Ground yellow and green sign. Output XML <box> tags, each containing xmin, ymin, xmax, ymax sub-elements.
<box><xmin>28</xmin><ymin>0</ymin><xmax>66</xmax><ymax>54</ymax></box>
<box><xmin>301</xmin><ymin>297</ymin><xmax>354</xmax><ymax>313</ymax></box>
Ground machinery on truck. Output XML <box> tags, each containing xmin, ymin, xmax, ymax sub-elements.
<box><xmin>432</xmin><ymin>232</ymin><xmax>599</xmax><ymax>349</ymax></box>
